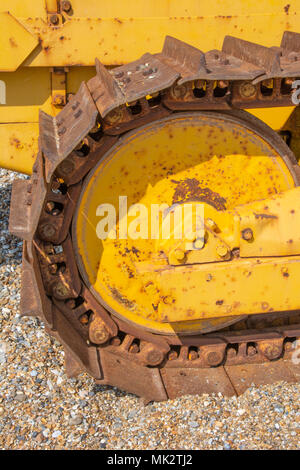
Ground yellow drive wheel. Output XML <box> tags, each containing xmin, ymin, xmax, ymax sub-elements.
<box><xmin>73</xmin><ymin>110</ymin><xmax>297</xmax><ymax>335</ymax></box>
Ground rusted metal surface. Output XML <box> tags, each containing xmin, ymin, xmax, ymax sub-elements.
<box><xmin>161</xmin><ymin>367</ymin><xmax>236</xmax><ymax>399</ymax></box>
<box><xmin>8</xmin><ymin>33</ymin><xmax>300</xmax><ymax>401</ymax></box>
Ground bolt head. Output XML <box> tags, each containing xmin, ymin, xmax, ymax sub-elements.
<box><xmin>145</xmin><ymin>348</ymin><xmax>164</xmax><ymax>366</ymax></box>
<box><xmin>53</xmin><ymin>94</ymin><xmax>64</xmax><ymax>106</ymax></box>
<box><xmin>206</xmin><ymin>351</ymin><xmax>223</xmax><ymax>366</ymax></box>
<box><xmin>50</xmin><ymin>14</ymin><xmax>59</xmax><ymax>25</ymax></box>
<box><xmin>242</xmin><ymin>228</ymin><xmax>254</xmax><ymax>241</ymax></box>
<box><xmin>174</xmin><ymin>249</ymin><xmax>185</xmax><ymax>261</ymax></box>
<box><xmin>171</xmin><ymin>84</ymin><xmax>188</xmax><ymax>99</ymax></box>
<box><xmin>58</xmin><ymin>159</ymin><xmax>75</xmax><ymax>175</ymax></box>
<box><xmin>52</xmin><ymin>281</ymin><xmax>69</xmax><ymax>299</ymax></box>
<box><xmin>193</xmin><ymin>238</ymin><xmax>204</xmax><ymax>250</ymax></box>
<box><xmin>239</xmin><ymin>82</ymin><xmax>256</xmax><ymax>98</ymax></box>
<box><xmin>61</xmin><ymin>0</ymin><xmax>72</xmax><ymax>12</ymax></box>
<box><xmin>216</xmin><ymin>245</ymin><xmax>229</xmax><ymax>258</ymax></box>
<box><xmin>39</xmin><ymin>223</ymin><xmax>56</xmax><ymax>240</ymax></box>
<box><xmin>89</xmin><ymin>317</ymin><xmax>110</xmax><ymax>345</ymax></box>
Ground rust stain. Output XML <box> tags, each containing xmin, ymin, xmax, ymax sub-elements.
<box><xmin>10</xmin><ymin>137</ymin><xmax>22</xmax><ymax>149</ymax></box>
<box><xmin>171</xmin><ymin>178</ymin><xmax>227</xmax><ymax>210</ymax></box>
<box><xmin>284</xmin><ymin>4</ymin><xmax>290</xmax><ymax>14</ymax></box>
<box><xmin>253</xmin><ymin>212</ymin><xmax>277</xmax><ymax>220</ymax></box>
<box><xmin>110</xmin><ymin>286</ymin><xmax>135</xmax><ymax>309</ymax></box>
<box><xmin>9</xmin><ymin>37</ymin><xmax>17</xmax><ymax>48</ymax></box>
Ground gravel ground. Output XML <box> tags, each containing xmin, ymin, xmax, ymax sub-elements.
<box><xmin>0</xmin><ymin>168</ymin><xmax>299</xmax><ymax>450</ymax></box>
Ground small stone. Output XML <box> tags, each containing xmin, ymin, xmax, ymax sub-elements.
<box><xmin>52</xmin><ymin>430</ymin><xmax>61</xmax><ymax>438</ymax></box>
<box><xmin>188</xmin><ymin>421</ymin><xmax>199</xmax><ymax>428</ymax></box>
<box><xmin>14</xmin><ymin>393</ymin><xmax>26</xmax><ymax>402</ymax></box>
<box><xmin>69</xmin><ymin>415</ymin><xmax>83</xmax><ymax>426</ymax></box>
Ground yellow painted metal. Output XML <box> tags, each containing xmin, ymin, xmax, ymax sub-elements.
<box><xmin>0</xmin><ymin>123</ymin><xmax>38</xmax><ymax>174</ymax></box>
<box><xmin>0</xmin><ymin>1</ymin><xmax>299</xmax><ymax>173</ymax></box>
<box><xmin>51</xmin><ymin>68</ymin><xmax>67</xmax><ymax>107</ymax></box>
<box><xmin>20</xmin><ymin>9</ymin><xmax>300</xmax><ymax>68</ymax></box>
<box><xmin>0</xmin><ymin>68</ymin><xmax>52</xmax><ymax>123</ymax></box>
<box><xmin>160</xmin><ymin>187</ymin><xmax>300</xmax><ymax>268</ymax></box>
<box><xmin>155</xmin><ymin>256</ymin><xmax>300</xmax><ymax>323</ymax></box>
<box><xmin>0</xmin><ymin>12</ymin><xmax>39</xmax><ymax>72</ymax></box>
<box><xmin>248</xmin><ymin>107</ymin><xmax>296</xmax><ymax>133</ymax></box>
<box><xmin>73</xmin><ymin>112</ymin><xmax>297</xmax><ymax>334</ymax></box>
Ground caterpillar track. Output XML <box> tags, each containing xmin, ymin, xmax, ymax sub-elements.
<box><xmin>9</xmin><ymin>32</ymin><xmax>300</xmax><ymax>402</ymax></box>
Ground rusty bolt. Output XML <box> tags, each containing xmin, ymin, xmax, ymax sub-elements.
<box><xmin>170</xmin><ymin>84</ymin><xmax>188</xmax><ymax>100</ymax></box>
<box><xmin>168</xmin><ymin>350</ymin><xmax>178</xmax><ymax>361</ymax></box>
<box><xmin>52</xmin><ymin>281</ymin><xmax>70</xmax><ymax>299</ymax></box>
<box><xmin>89</xmin><ymin>316</ymin><xmax>110</xmax><ymax>345</ymax></box>
<box><xmin>61</xmin><ymin>0</ymin><xmax>72</xmax><ymax>12</ymax></box>
<box><xmin>239</xmin><ymin>81</ymin><xmax>256</xmax><ymax>98</ymax></box>
<box><xmin>39</xmin><ymin>223</ymin><xmax>56</xmax><ymax>240</ymax></box>
<box><xmin>206</xmin><ymin>350</ymin><xmax>223</xmax><ymax>366</ymax></box>
<box><xmin>262</xmin><ymin>344</ymin><xmax>282</xmax><ymax>360</ymax></box>
<box><xmin>216</xmin><ymin>245</ymin><xmax>229</xmax><ymax>258</ymax></box>
<box><xmin>242</xmin><ymin>228</ymin><xmax>254</xmax><ymax>241</ymax></box>
<box><xmin>163</xmin><ymin>295</ymin><xmax>173</xmax><ymax>305</ymax></box>
<box><xmin>50</xmin><ymin>14</ymin><xmax>59</xmax><ymax>25</ymax></box>
<box><xmin>142</xmin><ymin>346</ymin><xmax>164</xmax><ymax>366</ymax></box>
<box><xmin>52</xmin><ymin>94</ymin><xmax>65</xmax><ymax>106</ymax></box>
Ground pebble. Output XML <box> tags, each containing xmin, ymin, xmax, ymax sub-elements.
<box><xmin>69</xmin><ymin>415</ymin><xmax>83</xmax><ymax>426</ymax></box>
<box><xmin>0</xmin><ymin>168</ymin><xmax>300</xmax><ymax>450</ymax></box>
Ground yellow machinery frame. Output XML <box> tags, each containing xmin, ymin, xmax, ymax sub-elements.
<box><xmin>0</xmin><ymin>0</ymin><xmax>300</xmax><ymax>174</ymax></box>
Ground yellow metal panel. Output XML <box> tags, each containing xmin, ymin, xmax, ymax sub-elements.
<box><xmin>248</xmin><ymin>107</ymin><xmax>296</xmax><ymax>131</ymax></box>
<box><xmin>21</xmin><ymin>13</ymin><xmax>300</xmax><ymax>67</ymax></box>
<box><xmin>0</xmin><ymin>123</ymin><xmax>38</xmax><ymax>174</ymax></box>
<box><xmin>0</xmin><ymin>1</ymin><xmax>47</xmax><ymax>17</ymax></box>
<box><xmin>0</xmin><ymin>68</ymin><xmax>52</xmax><ymax>122</ymax></box>
<box><xmin>70</xmin><ymin>0</ymin><xmax>299</xmax><ymax>18</ymax></box>
<box><xmin>0</xmin><ymin>12</ymin><xmax>39</xmax><ymax>71</ymax></box>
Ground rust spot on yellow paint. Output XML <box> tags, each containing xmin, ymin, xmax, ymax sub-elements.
<box><xmin>171</xmin><ymin>177</ymin><xmax>227</xmax><ymax>210</ymax></box>
<box><xmin>10</xmin><ymin>137</ymin><xmax>21</xmax><ymax>149</ymax></box>
<box><xmin>9</xmin><ymin>37</ymin><xmax>17</xmax><ymax>48</ymax></box>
